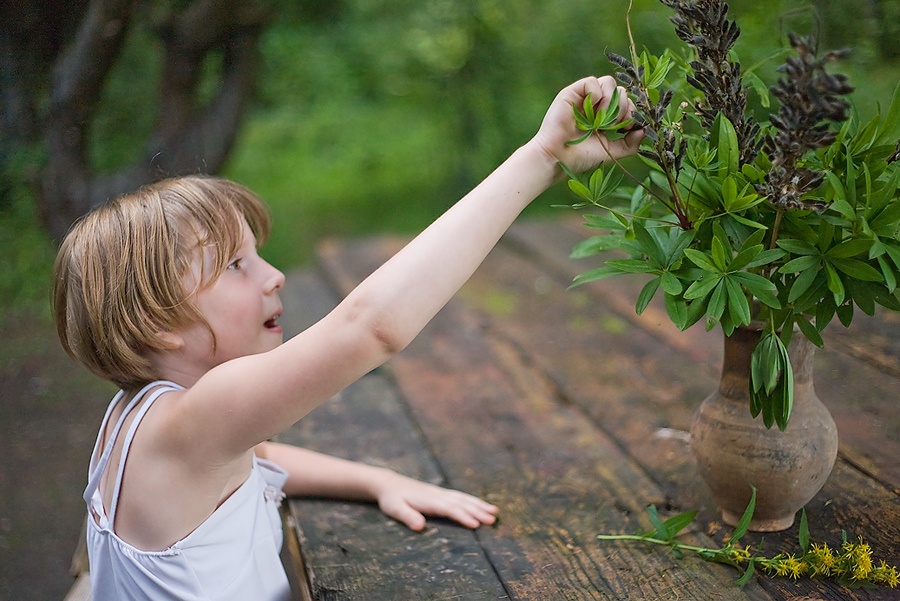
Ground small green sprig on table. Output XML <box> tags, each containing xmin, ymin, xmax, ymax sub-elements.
<box><xmin>597</xmin><ymin>490</ymin><xmax>899</xmax><ymax>588</ymax></box>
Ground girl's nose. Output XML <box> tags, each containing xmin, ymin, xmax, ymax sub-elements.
<box><xmin>265</xmin><ymin>262</ymin><xmax>285</xmax><ymax>293</ymax></box>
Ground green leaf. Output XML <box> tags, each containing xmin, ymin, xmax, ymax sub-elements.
<box><xmin>878</xmin><ymin>255</ymin><xmax>897</xmax><ymax>292</ymax></box>
<box><xmin>605</xmin><ymin>259</ymin><xmax>658</xmax><ymax>274</ymax></box>
<box><xmin>684</xmin><ymin>274</ymin><xmax>722</xmax><ymax>300</ymax></box>
<box><xmin>796</xmin><ymin>315</ymin><xmax>824</xmax><ymax>347</ymax></box>
<box><xmin>636</xmin><ymin>278</ymin><xmax>661</xmax><ymax>314</ymax></box>
<box><xmin>645</xmin><ymin>504</ymin><xmax>670</xmax><ymax>540</ymax></box>
<box><xmin>798</xmin><ymin>508</ymin><xmax>810</xmax><ymax>553</ymax></box>
<box><xmin>743</xmin><ymin>248</ymin><xmax>785</xmax><ymax>270</ymax></box>
<box><xmin>731</xmin><ymin>213</ymin><xmax>768</xmax><ymax>229</ymax></box>
<box><xmin>665</xmin><ymin>292</ymin><xmax>690</xmax><ymax>329</ymax></box>
<box><xmin>744</xmin><ymin>68</ymin><xmax>771</xmax><ymax>107</ymax></box>
<box><xmin>826</xmin><ymin>238</ymin><xmax>874</xmax><ymax>259</ymax></box>
<box><xmin>728</xmin><ymin>271</ymin><xmax>777</xmax><ymax>292</ymax></box>
<box><xmin>721</xmin><ymin>175</ymin><xmax>738</xmax><ymax>211</ymax></box>
<box><xmin>830</xmin><ymin>257</ymin><xmax>884</xmax><ymax>281</ymax></box>
<box><xmin>837</xmin><ymin>300</ymin><xmax>855</xmax><ymax>327</ymax></box>
<box><xmin>571</xmin><ymin>235</ymin><xmax>624</xmax><ymax>259</ymax></box>
<box><xmin>665</xmin><ymin>230</ymin><xmax>696</xmax><ymax>268</ymax></box>
<box><xmin>660</xmin><ymin>271</ymin><xmax>683</xmax><ymax>295</ymax></box>
<box><xmin>633</xmin><ymin>222</ymin><xmax>666</xmax><ymax>268</ymax></box>
<box><xmin>706</xmin><ymin>280</ymin><xmax>727</xmax><ymax>330</ymax></box>
<box><xmin>727</xmin><ymin>244</ymin><xmax>763</xmax><ymax>272</ymax></box>
<box><xmin>661</xmin><ymin>510</ymin><xmax>698</xmax><ymax>538</ymax></box>
<box><xmin>725</xmin><ymin>277</ymin><xmax>752</xmax><ymax>326</ymax></box>
<box><xmin>566</xmin><ymin>131</ymin><xmax>592</xmax><ymax>146</ymax></box>
<box><xmin>735</xmin><ymin>560</ymin><xmax>757</xmax><ymax>587</ymax></box>
<box><xmin>780</xmin><ymin>255</ymin><xmax>820</xmax><ymax>274</ymax></box>
<box><xmin>645</xmin><ymin>52</ymin><xmax>674</xmax><ymax>89</ymax></box>
<box><xmin>730</xmin><ymin>487</ymin><xmax>757</xmax><ymax>544</ymax></box>
<box><xmin>713</xmin><ymin>113</ymin><xmax>740</xmax><ymax>177</ymax></box>
<box><xmin>788</xmin><ymin>268</ymin><xmax>819</xmax><ymax>303</ymax></box>
<box><xmin>774</xmin><ymin>342</ymin><xmax>794</xmax><ymax>431</ymax></box>
<box><xmin>875</xmin><ymin>81</ymin><xmax>900</xmax><ymax>145</ymax></box>
<box><xmin>582</xmin><ymin>213</ymin><xmax>626</xmax><ymax>230</ymax></box>
<box><xmin>776</xmin><ymin>239</ymin><xmax>818</xmax><ymax>255</ymax></box>
<box><xmin>711</xmin><ymin>234</ymin><xmax>730</xmax><ymax>271</ymax></box>
<box><xmin>683</xmin><ymin>249</ymin><xmax>719</xmax><ymax>272</ymax></box>
<box><xmin>567</xmin><ymin>178</ymin><xmax>593</xmax><ymax>201</ymax></box>
<box><xmin>582</xmin><ymin>94</ymin><xmax>595</xmax><ymax>125</ymax></box>
<box><xmin>571</xmin><ymin>266</ymin><xmax>623</xmax><ymax>286</ymax></box>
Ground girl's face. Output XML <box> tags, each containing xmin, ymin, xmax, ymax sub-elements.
<box><xmin>178</xmin><ymin>218</ymin><xmax>285</xmax><ymax>372</ymax></box>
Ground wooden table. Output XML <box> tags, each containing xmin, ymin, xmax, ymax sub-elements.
<box><xmin>275</xmin><ymin>216</ymin><xmax>900</xmax><ymax>601</ymax></box>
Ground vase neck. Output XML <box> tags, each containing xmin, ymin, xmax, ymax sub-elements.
<box><xmin>719</xmin><ymin>327</ymin><xmax>815</xmax><ymax>398</ymax></box>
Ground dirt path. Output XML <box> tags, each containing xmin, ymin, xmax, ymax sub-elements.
<box><xmin>0</xmin><ymin>314</ymin><xmax>115</xmax><ymax>601</ymax></box>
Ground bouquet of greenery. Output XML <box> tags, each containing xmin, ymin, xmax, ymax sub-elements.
<box><xmin>563</xmin><ymin>0</ymin><xmax>900</xmax><ymax>430</ymax></box>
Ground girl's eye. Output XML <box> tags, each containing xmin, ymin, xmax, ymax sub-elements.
<box><xmin>227</xmin><ymin>258</ymin><xmax>242</xmax><ymax>270</ymax></box>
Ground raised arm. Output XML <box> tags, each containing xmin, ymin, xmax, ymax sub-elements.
<box><xmin>192</xmin><ymin>76</ymin><xmax>643</xmax><ymax>455</ymax></box>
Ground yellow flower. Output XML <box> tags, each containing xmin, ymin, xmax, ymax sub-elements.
<box><xmin>782</xmin><ymin>554</ymin><xmax>807</xmax><ymax>579</ymax></box>
<box><xmin>843</xmin><ymin>539</ymin><xmax>874</xmax><ymax>580</ymax></box>
<box><xmin>871</xmin><ymin>562</ymin><xmax>900</xmax><ymax>588</ymax></box>
<box><xmin>807</xmin><ymin>543</ymin><xmax>835</xmax><ymax>577</ymax></box>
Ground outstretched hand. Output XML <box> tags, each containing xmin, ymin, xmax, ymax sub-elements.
<box><xmin>373</xmin><ymin>471</ymin><xmax>499</xmax><ymax>531</ymax></box>
<box><xmin>531</xmin><ymin>75</ymin><xmax>644</xmax><ymax>178</ymax></box>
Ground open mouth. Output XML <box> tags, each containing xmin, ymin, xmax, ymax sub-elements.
<box><xmin>264</xmin><ymin>314</ymin><xmax>281</xmax><ymax>330</ymax></box>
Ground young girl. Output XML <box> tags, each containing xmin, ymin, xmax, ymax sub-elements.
<box><xmin>53</xmin><ymin>76</ymin><xmax>642</xmax><ymax>600</ymax></box>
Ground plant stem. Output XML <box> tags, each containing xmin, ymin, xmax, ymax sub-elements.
<box><xmin>596</xmin><ymin>533</ymin><xmax>712</xmax><ymax>555</ymax></box>
<box><xmin>769</xmin><ymin>208</ymin><xmax>785</xmax><ymax>250</ymax></box>
<box><xmin>626</xmin><ymin>0</ymin><xmax>638</xmax><ymax>67</ymax></box>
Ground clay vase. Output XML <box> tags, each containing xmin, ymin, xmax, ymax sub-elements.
<box><xmin>690</xmin><ymin>325</ymin><xmax>838</xmax><ymax>531</ymax></box>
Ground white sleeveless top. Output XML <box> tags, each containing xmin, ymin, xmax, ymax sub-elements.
<box><xmin>83</xmin><ymin>381</ymin><xmax>292</xmax><ymax>600</ymax></box>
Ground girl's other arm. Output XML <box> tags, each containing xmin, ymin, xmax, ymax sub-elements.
<box><xmin>256</xmin><ymin>442</ymin><xmax>498</xmax><ymax>530</ymax></box>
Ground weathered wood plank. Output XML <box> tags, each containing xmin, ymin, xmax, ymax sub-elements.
<box><xmin>316</xmin><ymin>237</ymin><xmax>772</xmax><ymax>601</ymax></box>
<box><xmin>277</xmin><ymin>268</ymin><xmax>508</xmax><ymax>600</ymax></box>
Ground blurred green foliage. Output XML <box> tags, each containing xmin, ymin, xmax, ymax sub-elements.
<box><xmin>3</xmin><ymin>0</ymin><xmax>899</xmax><ymax>320</ymax></box>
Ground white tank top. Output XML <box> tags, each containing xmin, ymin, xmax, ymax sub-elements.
<box><xmin>83</xmin><ymin>381</ymin><xmax>292</xmax><ymax>600</ymax></box>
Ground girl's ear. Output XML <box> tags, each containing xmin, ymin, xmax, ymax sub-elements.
<box><xmin>157</xmin><ymin>330</ymin><xmax>185</xmax><ymax>350</ymax></box>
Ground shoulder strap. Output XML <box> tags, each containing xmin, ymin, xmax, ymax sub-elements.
<box><xmin>107</xmin><ymin>382</ymin><xmax>183</xmax><ymax>523</ymax></box>
<box><xmin>82</xmin><ymin>381</ymin><xmax>182</xmax><ymax>508</ymax></box>
<box><xmin>83</xmin><ymin>382</ymin><xmax>158</xmax><ymax>505</ymax></box>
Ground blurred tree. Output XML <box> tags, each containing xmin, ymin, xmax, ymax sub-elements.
<box><xmin>0</xmin><ymin>0</ymin><xmax>270</xmax><ymax>241</ymax></box>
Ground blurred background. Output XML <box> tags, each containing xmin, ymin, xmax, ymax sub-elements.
<box><xmin>2</xmin><ymin>0</ymin><xmax>898</xmax><ymax>598</ymax></box>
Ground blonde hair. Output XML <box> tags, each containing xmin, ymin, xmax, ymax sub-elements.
<box><xmin>53</xmin><ymin>176</ymin><xmax>271</xmax><ymax>389</ymax></box>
